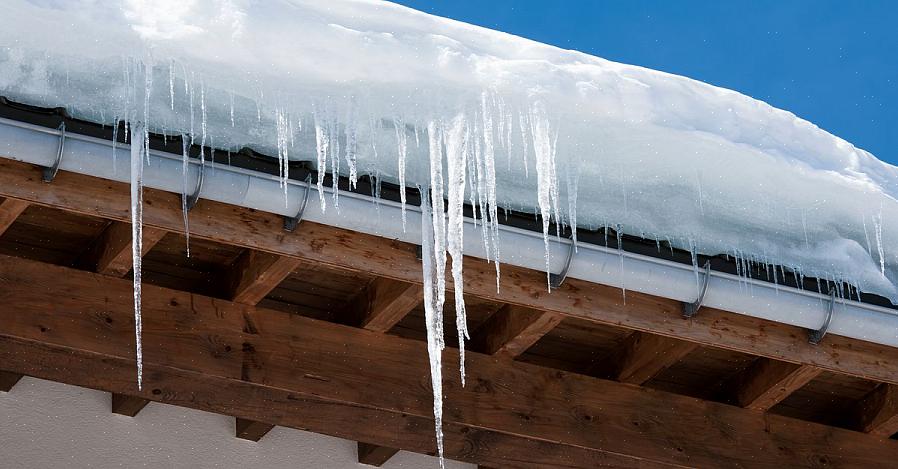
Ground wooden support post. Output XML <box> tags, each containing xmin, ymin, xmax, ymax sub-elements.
<box><xmin>731</xmin><ymin>358</ymin><xmax>822</xmax><ymax>411</ymax></box>
<box><xmin>0</xmin><ymin>198</ymin><xmax>29</xmax><ymax>237</ymax></box>
<box><xmin>357</xmin><ymin>442</ymin><xmax>400</xmax><ymax>467</ymax></box>
<box><xmin>592</xmin><ymin>331</ymin><xmax>698</xmax><ymax>385</ymax></box>
<box><xmin>0</xmin><ymin>370</ymin><xmax>23</xmax><ymax>392</ymax></box>
<box><xmin>236</xmin><ymin>418</ymin><xmax>275</xmax><ymax>442</ymax></box>
<box><xmin>471</xmin><ymin>305</ymin><xmax>561</xmax><ymax>357</ymax></box>
<box><xmin>111</xmin><ymin>393</ymin><xmax>150</xmax><ymax>417</ymax></box>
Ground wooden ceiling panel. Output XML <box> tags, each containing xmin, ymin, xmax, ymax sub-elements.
<box><xmin>644</xmin><ymin>345</ymin><xmax>758</xmax><ymax>400</ymax></box>
<box><xmin>772</xmin><ymin>371</ymin><xmax>881</xmax><ymax>427</ymax></box>
<box><xmin>0</xmin><ymin>205</ymin><xmax>106</xmax><ymax>266</ymax></box>
<box><xmin>388</xmin><ymin>294</ymin><xmax>503</xmax><ymax>348</ymax></box>
<box><xmin>517</xmin><ymin>317</ymin><xmax>631</xmax><ymax>373</ymax></box>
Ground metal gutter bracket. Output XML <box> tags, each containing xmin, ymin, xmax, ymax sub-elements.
<box><xmin>283</xmin><ymin>174</ymin><xmax>313</xmax><ymax>232</ymax></box>
<box><xmin>182</xmin><ymin>161</ymin><xmax>205</xmax><ymax>212</ymax></box>
<box><xmin>683</xmin><ymin>260</ymin><xmax>712</xmax><ymax>319</ymax></box>
<box><xmin>41</xmin><ymin>122</ymin><xmax>66</xmax><ymax>183</ymax></box>
<box><xmin>549</xmin><ymin>237</ymin><xmax>577</xmax><ymax>289</ymax></box>
<box><xmin>808</xmin><ymin>291</ymin><xmax>837</xmax><ymax>345</ymax></box>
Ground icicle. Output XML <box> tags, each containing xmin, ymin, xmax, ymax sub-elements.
<box><xmin>394</xmin><ymin>116</ymin><xmax>409</xmax><ymax>230</ymax></box>
<box><xmin>528</xmin><ymin>101</ymin><xmax>559</xmax><ymax>288</ymax></box>
<box><xmin>444</xmin><ymin>113</ymin><xmax>469</xmax><ymax>385</ymax></box>
<box><xmin>345</xmin><ymin>98</ymin><xmax>359</xmax><ymax>189</ymax></box>
<box><xmin>181</xmin><ymin>135</ymin><xmax>191</xmax><ymax>258</ymax></box>
<box><xmin>229</xmin><ymin>92</ymin><xmax>235</xmax><ymax>128</ymax></box>
<box><xmin>130</xmin><ymin>120</ymin><xmax>146</xmax><ymax>390</ymax></box>
<box><xmin>314</xmin><ymin>108</ymin><xmax>329</xmax><ymax>212</ymax></box>
<box><xmin>427</xmin><ymin>121</ymin><xmax>447</xmax><ymax>340</ymax></box>
<box><xmin>874</xmin><ymin>205</ymin><xmax>885</xmax><ymax>276</ymax></box>
<box><xmin>419</xmin><ymin>188</ymin><xmax>445</xmax><ymax>469</ymax></box>
<box><xmin>168</xmin><ymin>59</ymin><xmax>175</xmax><ymax>111</ymax></box>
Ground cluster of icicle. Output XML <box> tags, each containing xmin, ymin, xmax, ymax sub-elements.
<box><xmin>115</xmin><ymin>58</ymin><xmax>571</xmax><ymax>468</ymax></box>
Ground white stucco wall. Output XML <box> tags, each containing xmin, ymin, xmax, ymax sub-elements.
<box><xmin>0</xmin><ymin>377</ymin><xmax>473</xmax><ymax>469</ymax></box>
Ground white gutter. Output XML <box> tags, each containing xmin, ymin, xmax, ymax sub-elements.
<box><xmin>2</xmin><ymin>116</ymin><xmax>897</xmax><ymax>348</ymax></box>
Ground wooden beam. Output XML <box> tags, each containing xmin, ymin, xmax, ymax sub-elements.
<box><xmin>0</xmin><ymin>197</ymin><xmax>29</xmax><ymax>237</ymax></box>
<box><xmin>592</xmin><ymin>332</ymin><xmax>699</xmax><ymax>385</ymax></box>
<box><xmin>851</xmin><ymin>384</ymin><xmax>898</xmax><ymax>437</ymax></box>
<box><xmin>111</xmin><ymin>393</ymin><xmax>149</xmax><ymax>417</ymax></box>
<box><xmin>358</xmin><ymin>442</ymin><xmax>400</xmax><ymax>467</ymax></box>
<box><xmin>4</xmin><ymin>160</ymin><xmax>898</xmax><ymax>389</ymax></box>
<box><xmin>227</xmin><ymin>250</ymin><xmax>301</xmax><ymax>305</ymax></box>
<box><xmin>0</xmin><ymin>370</ymin><xmax>23</xmax><ymax>392</ymax></box>
<box><xmin>1</xmin><ymin>256</ymin><xmax>896</xmax><ymax>468</ymax></box>
<box><xmin>471</xmin><ymin>305</ymin><xmax>561</xmax><ymax>357</ymax></box>
<box><xmin>351</xmin><ymin>277</ymin><xmax>423</xmax><ymax>332</ymax></box>
<box><xmin>236</xmin><ymin>418</ymin><xmax>275</xmax><ymax>442</ymax></box>
<box><xmin>730</xmin><ymin>358</ymin><xmax>822</xmax><ymax>411</ymax></box>
<box><xmin>81</xmin><ymin>221</ymin><xmax>166</xmax><ymax>277</ymax></box>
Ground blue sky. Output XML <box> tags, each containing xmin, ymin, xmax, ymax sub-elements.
<box><xmin>394</xmin><ymin>0</ymin><xmax>898</xmax><ymax>165</ymax></box>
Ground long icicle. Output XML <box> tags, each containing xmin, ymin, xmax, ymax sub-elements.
<box><xmin>420</xmin><ymin>187</ymin><xmax>445</xmax><ymax>469</ymax></box>
<box><xmin>130</xmin><ymin>120</ymin><xmax>146</xmax><ymax>390</ymax></box>
<box><xmin>444</xmin><ymin>113</ymin><xmax>469</xmax><ymax>385</ymax></box>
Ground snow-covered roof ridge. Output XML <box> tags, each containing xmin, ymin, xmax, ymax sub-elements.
<box><xmin>1</xmin><ymin>0</ymin><xmax>895</xmax><ymax>302</ymax></box>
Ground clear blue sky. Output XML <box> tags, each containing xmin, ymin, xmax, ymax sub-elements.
<box><xmin>394</xmin><ymin>0</ymin><xmax>898</xmax><ymax>165</ymax></box>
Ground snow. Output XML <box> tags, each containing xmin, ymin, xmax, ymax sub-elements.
<box><xmin>2</xmin><ymin>0</ymin><xmax>898</xmax><ymax>461</ymax></box>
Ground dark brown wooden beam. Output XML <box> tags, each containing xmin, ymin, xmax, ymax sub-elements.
<box><xmin>0</xmin><ymin>197</ymin><xmax>29</xmax><ymax>237</ymax></box>
<box><xmin>730</xmin><ymin>358</ymin><xmax>822</xmax><ymax>411</ymax></box>
<box><xmin>81</xmin><ymin>221</ymin><xmax>166</xmax><ymax>277</ymax></box>
<box><xmin>111</xmin><ymin>393</ymin><xmax>149</xmax><ymax>417</ymax></box>
<box><xmin>236</xmin><ymin>418</ymin><xmax>275</xmax><ymax>442</ymax></box>
<box><xmin>357</xmin><ymin>442</ymin><xmax>400</xmax><ymax>467</ymax></box>
<box><xmin>0</xmin><ymin>370</ymin><xmax>23</xmax><ymax>392</ymax></box>
<box><xmin>4</xmin><ymin>160</ymin><xmax>898</xmax><ymax>389</ymax></box>
<box><xmin>1</xmin><ymin>255</ymin><xmax>896</xmax><ymax>468</ymax></box>
<box><xmin>592</xmin><ymin>332</ymin><xmax>699</xmax><ymax>385</ymax></box>
<box><xmin>851</xmin><ymin>384</ymin><xmax>898</xmax><ymax>437</ymax></box>
<box><xmin>227</xmin><ymin>250</ymin><xmax>301</xmax><ymax>306</ymax></box>
<box><xmin>352</xmin><ymin>277</ymin><xmax>423</xmax><ymax>333</ymax></box>
<box><xmin>471</xmin><ymin>305</ymin><xmax>561</xmax><ymax>357</ymax></box>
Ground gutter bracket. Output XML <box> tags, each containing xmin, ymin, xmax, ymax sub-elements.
<box><xmin>283</xmin><ymin>174</ymin><xmax>313</xmax><ymax>232</ymax></box>
<box><xmin>549</xmin><ymin>237</ymin><xmax>576</xmax><ymax>289</ymax></box>
<box><xmin>808</xmin><ymin>291</ymin><xmax>837</xmax><ymax>345</ymax></box>
<box><xmin>183</xmin><ymin>161</ymin><xmax>205</xmax><ymax>212</ymax></box>
<box><xmin>41</xmin><ymin>122</ymin><xmax>66</xmax><ymax>183</ymax></box>
<box><xmin>683</xmin><ymin>260</ymin><xmax>712</xmax><ymax>319</ymax></box>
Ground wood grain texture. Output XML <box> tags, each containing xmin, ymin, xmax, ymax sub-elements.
<box><xmin>593</xmin><ymin>332</ymin><xmax>699</xmax><ymax>385</ymax></box>
<box><xmin>851</xmin><ymin>384</ymin><xmax>898</xmax><ymax>437</ymax></box>
<box><xmin>111</xmin><ymin>393</ymin><xmax>149</xmax><ymax>417</ymax></box>
<box><xmin>356</xmin><ymin>277</ymin><xmax>423</xmax><ymax>332</ymax></box>
<box><xmin>357</xmin><ymin>443</ymin><xmax>400</xmax><ymax>467</ymax></box>
<box><xmin>0</xmin><ymin>197</ymin><xmax>29</xmax><ymax>237</ymax></box>
<box><xmin>3</xmin><ymin>160</ymin><xmax>898</xmax><ymax>389</ymax></box>
<box><xmin>0</xmin><ymin>255</ymin><xmax>896</xmax><ymax>468</ymax></box>
<box><xmin>235</xmin><ymin>418</ymin><xmax>275</xmax><ymax>442</ymax></box>
<box><xmin>81</xmin><ymin>221</ymin><xmax>166</xmax><ymax>277</ymax></box>
<box><xmin>471</xmin><ymin>305</ymin><xmax>561</xmax><ymax>357</ymax></box>
<box><xmin>227</xmin><ymin>250</ymin><xmax>302</xmax><ymax>305</ymax></box>
<box><xmin>732</xmin><ymin>358</ymin><xmax>822</xmax><ymax>410</ymax></box>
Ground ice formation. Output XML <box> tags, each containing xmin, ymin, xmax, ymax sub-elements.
<box><xmin>2</xmin><ymin>0</ymin><xmax>898</xmax><ymax>463</ymax></box>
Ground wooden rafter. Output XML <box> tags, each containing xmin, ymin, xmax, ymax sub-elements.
<box><xmin>851</xmin><ymin>383</ymin><xmax>898</xmax><ymax>437</ymax></box>
<box><xmin>351</xmin><ymin>277</ymin><xmax>423</xmax><ymax>332</ymax></box>
<box><xmin>3</xmin><ymin>161</ymin><xmax>892</xmax><ymax>388</ymax></box>
<box><xmin>729</xmin><ymin>358</ymin><xmax>822</xmax><ymax>411</ymax></box>
<box><xmin>0</xmin><ymin>370</ymin><xmax>22</xmax><ymax>392</ymax></box>
<box><xmin>0</xmin><ymin>197</ymin><xmax>29</xmax><ymax>237</ymax></box>
<box><xmin>81</xmin><ymin>221</ymin><xmax>167</xmax><ymax>277</ymax></box>
<box><xmin>1</xmin><ymin>255</ymin><xmax>896</xmax><ymax>468</ymax></box>
<box><xmin>592</xmin><ymin>332</ymin><xmax>698</xmax><ymax>385</ymax></box>
<box><xmin>112</xmin><ymin>393</ymin><xmax>150</xmax><ymax>417</ymax></box>
<box><xmin>236</xmin><ymin>418</ymin><xmax>276</xmax><ymax>442</ymax></box>
<box><xmin>227</xmin><ymin>250</ymin><xmax>302</xmax><ymax>306</ymax></box>
<box><xmin>357</xmin><ymin>443</ymin><xmax>400</xmax><ymax>467</ymax></box>
<box><xmin>471</xmin><ymin>305</ymin><xmax>561</xmax><ymax>357</ymax></box>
